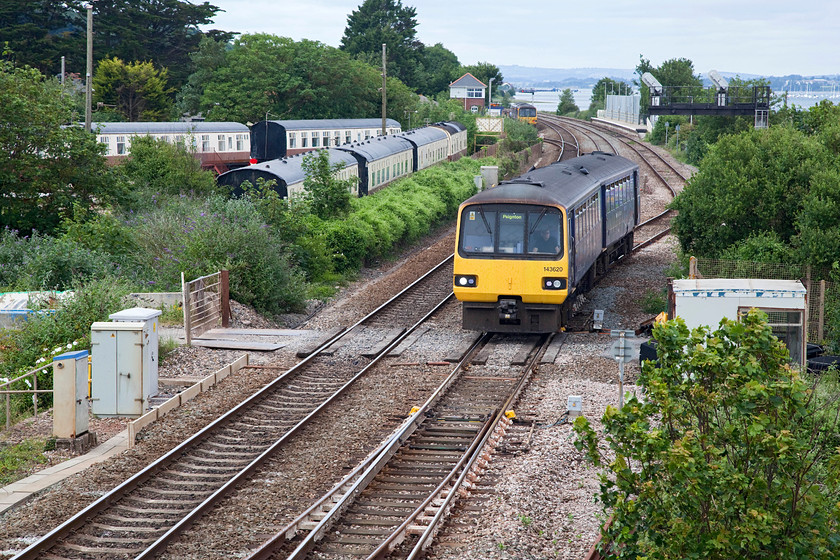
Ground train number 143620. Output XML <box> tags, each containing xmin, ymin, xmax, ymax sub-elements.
<box><xmin>543</xmin><ymin>266</ymin><xmax>564</xmax><ymax>272</ymax></box>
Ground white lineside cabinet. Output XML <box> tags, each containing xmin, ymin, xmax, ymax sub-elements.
<box><xmin>672</xmin><ymin>279</ymin><xmax>807</xmax><ymax>367</ymax></box>
<box><xmin>90</xmin><ymin>307</ymin><xmax>161</xmax><ymax>417</ymax></box>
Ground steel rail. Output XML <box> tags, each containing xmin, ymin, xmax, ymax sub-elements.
<box><xmin>12</xmin><ymin>256</ymin><xmax>456</xmax><ymax>560</ymax></box>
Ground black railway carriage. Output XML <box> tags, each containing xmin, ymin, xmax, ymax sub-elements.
<box><xmin>217</xmin><ymin>149</ymin><xmax>360</xmax><ymax>199</ymax></box>
<box><xmin>453</xmin><ymin>152</ymin><xmax>639</xmax><ymax>332</ymax></box>
<box><xmin>250</xmin><ymin>118</ymin><xmax>402</xmax><ymax>162</ymax></box>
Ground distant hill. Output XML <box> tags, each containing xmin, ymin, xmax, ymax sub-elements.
<box><xmin>498</xmin><ymin>64</ymin><xmax>840</xmax><ymax>91</ymax></box>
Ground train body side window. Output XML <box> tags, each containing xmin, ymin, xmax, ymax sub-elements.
<box><xmin>288</xmin><ymin>133</ymin><xmax>296</xmax><ymax>149</ymax></box>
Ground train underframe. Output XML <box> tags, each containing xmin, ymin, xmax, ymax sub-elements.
<box><xmin>461</xmin><ymin>231</ymin><xmax>634</xmax><ymax>333</ymax></box>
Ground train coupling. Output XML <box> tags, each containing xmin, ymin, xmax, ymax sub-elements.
<box><xmin>498</xmin><ymin>298</ymin><xmax>519</xmax><ymax>324</ymax></box>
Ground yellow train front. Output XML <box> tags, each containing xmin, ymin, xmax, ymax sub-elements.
<box><xmin>453</xmin><ymin>152</ymin><xmax>639</xmax><ymax>333</ymax></box>
<box><xmin>509</xmin><ymin>102</ymin><xmax>537</xmax><ymax>125</ymax></box>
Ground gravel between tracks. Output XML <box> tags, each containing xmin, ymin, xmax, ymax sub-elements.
<box><xmin>0</xmin><ymin>132</ymin><xmax>692</xmax><ymax>560</ymax></box>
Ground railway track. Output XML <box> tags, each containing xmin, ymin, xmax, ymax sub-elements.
<box><xmin>12</xmin><ymin>258</ymin><xmax>456</xmax><ymax>560</ymax></box>
<box><xmin>244</xmin><ymin>333</ymin><xmax>554</xmax><ymax>560</ymax></box>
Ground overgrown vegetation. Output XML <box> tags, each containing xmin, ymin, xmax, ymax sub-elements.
<box><xmin>0</xmin><ymin>439</ymin><xmax>49</xmax><ymax>486</ymax></box>
<box><xmin>575</xmin><ymin>310</ymin><xmax>840</xmax><ymax>558</ymax></box>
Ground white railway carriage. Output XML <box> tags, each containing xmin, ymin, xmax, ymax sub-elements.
<box><xmin>398</xmin><ymin>126</ymin><xmax>450</xmax><ymax>171</ymax></box>
<box><xmin>93</xmin><ymin>121</ymin><xmax>251</xmax><ymax>170</ymax></box>
<box><xmin>216</xmin><ymin>149</ymin><xmax>360</xmax><ymax>199</ymax></box>
<box><xmin>336</xmin><ymin>135</ymin><xmax>414</xmax><ymax>195</ymax></box>
<box><xmin>250</xmin><ymin>118</ymin><xmax>402</xmax><ymax>162</ymax></box>
<box><xmin>432</xmin><ymin>121</ymin><xmax>468</xmax><ymax>160</ymax></box>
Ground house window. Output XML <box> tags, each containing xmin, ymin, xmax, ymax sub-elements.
<box><xmin>116</xmin><ymin>136</ymin><xmax>126</xmax><ymax>155</ymax></box>
<box><xmin>467</xmin><ymin>88</ymin><xmax>483</xmax><ymax>98</ymax></box>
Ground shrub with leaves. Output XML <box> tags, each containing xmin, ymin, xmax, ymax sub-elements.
<box><xmin>574</xmin><ymin>310</ymin><xmax>840</xmax><ymax>559</ymax></box>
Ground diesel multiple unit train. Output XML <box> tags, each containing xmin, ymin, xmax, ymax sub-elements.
<box><xmin>508</xmin><ymin>102</ymin><xmax>538</xmax><ymax>124</ymax></box>
<box><xmin>453</xmin><ymin>152</ymin><xmax>639</xmax><ymax>333</ymax></box>
<box><xmin>217</xmin><ymin>121</ymin><xmax>468</xmax><ymax>198</ymax></box>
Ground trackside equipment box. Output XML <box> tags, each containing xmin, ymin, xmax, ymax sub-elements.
<box><xmin>90</xmin><ymin>307</ymin><xmax>161</xmax><ymax>417</ymax></box>
<box><xmin>671</xmin><ymin>279</ymin><xmax>807</xmax><ymax>367</ymax></box>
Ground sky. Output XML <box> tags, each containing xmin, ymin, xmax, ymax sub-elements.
<box><xmin>200</xmin><ymin>0</ymin><xmax>840</xmax><ymax>78</ymax></box>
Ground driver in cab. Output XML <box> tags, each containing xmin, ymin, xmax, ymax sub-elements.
<box><xmin>530</xmin><ymin>227</ymin><xmax>560</xmax><ymax>254</ymax></box>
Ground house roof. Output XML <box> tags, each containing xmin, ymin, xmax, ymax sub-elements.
<box><xmin>449</xmin><ymin>73</ymin><xmax>486</xmax><ymax>88</ymax></box>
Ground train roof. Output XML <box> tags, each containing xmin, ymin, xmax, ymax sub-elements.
<box><xmin>258</xmin><ymin>118</ymin><xmax>401</xmax><ymax>131</ymax></box>
<box><xmin>336</xmin><ymin>135</ymin><xmax>414</xmax><ymax>162</ymax></box>
<box><xmin>398</xmin><ymin>126</ymin><xmax>448</xmax><ymax>146</ymax></box>
<box><xmin>91</xmin><ymin>121</ymin><xmax>249</xmax><ymax>134</ymax></box>
<box><xmin>432</xmin><ymin>121</ymin><xmax>466</xmax><ymax>133</ymax></box>
<box><xmin>510</xmin><ymin>102</ymin><xmax>536</xmax><ymax>109</ymax></box>
<box><xmin>461</xmin><ymin>152</ymin><xmax>637</xmax><ymax>209</ymax></box>
<box><xmin>217</xmin><ymin>148</ymin><xmax>358</xmax><ymax>190</ymax></box>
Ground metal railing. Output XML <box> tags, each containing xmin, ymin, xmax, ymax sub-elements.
<box><xmin>1</xmin><ymin>364</ymin><xmax>53</xmax><ymax>430</ymax></box>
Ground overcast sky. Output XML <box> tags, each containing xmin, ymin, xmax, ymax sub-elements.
<box><xmin>200</xmin><ymin>0</ymin><xmax>840</xmax><ymax>78</ymax></box>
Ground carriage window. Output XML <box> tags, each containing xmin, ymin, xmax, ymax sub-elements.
<box><xmin>301</xmin><ymin>133</ymin><xmax>308</xmax><ymax>148</ymax></box>
<box><xmin>312</xmin><ymin>134</ymin><xmax>320</xmax><ymax>148</ymax></box>
<box><xmin>218</xmin><ymin>134</ymin><xmax>226</xmax><ymax>151</ymax></box>
<box><xmin>288</xmin><ymin>133</ymin><xmax>296</xmax><ymax>149</ymax></box>
<box><xmin>116</xmin><ymin>136</ymin><xmax>127</xmax><ymax>155</ymax></box>
<box><xmin>236</xmin><ymin>134</ymin><xmax>245</xmax><ymax>150</ymax></box>
<box><xmin>345</xmin><ymin>133</ymin><xmax>352</xmax><ymax>144</ymax></box>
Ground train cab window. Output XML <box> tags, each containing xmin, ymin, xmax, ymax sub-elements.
<box><xmin>460</xmin><ymin>208</ymin><xmax>496</xmax><ymax>253</ymax></box>
<box><xmin>529</xmin><ymin>210</ymin><xmax>562</xmax><ymax>255</ymax></box>
<box><xmin>498</xmin><ymin>211</ymin><xmax>526</xmax><ymax>254</ymax></box>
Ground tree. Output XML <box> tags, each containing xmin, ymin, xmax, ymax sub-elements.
<box><xmin>574</xmin><ymin>311</ymin><xmax>840</xmax><ymax>559</ymax></box>
<box><xmin>589</xmin><ymin>77</ymin><xmax>632</xmax><ymax>112</ymax></box>
<box><xmin>418</xmin><ymin>43</ymin><xmax>460</xmax><ymax>96</ymax></box>
<box><xmin>93</xmin><ymin>57</ymin><xmax>174</xmax><ymax>121</ymax></box>
<box><xmin>301</xmin><ymin>149</ymin><xmax>356</xmax><ymax>220</ymax></box>
<box><xmin>0</xmin><ymin>61</ymin><xmax>117</xmax><ymax>236</ymax></box>
<box><xmin>90</xmin><ymin>0</ymin><xmax>226</xmax><ymax>88</ymax></box>
<box><xmin>0</xmin><ymin>0</ymin><xmax>229</xmax><ymax>89</ymax></box>
<box><xmin>670</xmin><ymin>126</ymin><xmax>833</xmax><ymax>257</ymax></box>
<box><xmin>556</xmin><ymin>88</ymin><xmax>579</xmax><ymax>115</ymax></box>
<box><xmin>340</xmin><ymin>0</ymin><xmax>424</xmax><ymax>91</ymax></box>
<box><xmin>175</xmin><ymin>35</ymin><xmax>228</xmax><ymax>119</ymax></box>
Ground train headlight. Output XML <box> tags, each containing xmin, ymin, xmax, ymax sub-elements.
<box><xmin>455</xmin><ymin>275</ymin><xmax>477</xmax><ymax>287</ymax></box>
<box><xmin>542</xmin><ymin>277</ymin><xmax>566</xmax><ymax>290</ymax></box>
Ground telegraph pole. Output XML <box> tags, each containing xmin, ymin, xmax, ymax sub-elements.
<box><xmin>84</xmin><ymin>3</ymin><xmax>93</xmax><ymax>133</ymax></box>
<box><xmin>381</xmin><ymin>43</ymin><xmax>387</xmax><ymax>136</ymax></box>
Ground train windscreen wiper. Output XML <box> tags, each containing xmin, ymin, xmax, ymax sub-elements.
<box><xmin>529</xmin><ymin>208</ymin><xmax>547</xmax><ymax>235</ymax></box>
<box><xmin>478</xmin><ymin>207</ymin><xmax>492</xmax><ymax>235</ymax></box>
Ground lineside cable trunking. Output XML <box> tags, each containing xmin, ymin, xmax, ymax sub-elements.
<box><xmin>90</xmin><ymin>307</ymin><xmax>161</xmax><ymax>417</ymax></box>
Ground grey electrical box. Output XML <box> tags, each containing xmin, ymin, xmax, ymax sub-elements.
<box><xmin>90</xmin><ymin>307</ymin><xmax>161</xmax><ymax>417</ymax></box>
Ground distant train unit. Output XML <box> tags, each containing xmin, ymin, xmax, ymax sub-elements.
<box><xmin>453</xmin><ymin>152</ymin><xmax>639</xmax><ymax>333</ymax></box>
<box><xmin>93</xmin><ymin>121</ymin><xmax>251</xmax><ymax>171</ymax></box>
<box><xmin>249</xmin><ymin>118</ymin><xmax>403</xmax><ymax>163</ymax></box>
<box><xmin>508</xmin><ymin>103</ymin><xmax>537</xmax><ymax>124</ymax></box>
<box><xmin>217</xmin><ymin>122</ymin><xmax>467</xmax><ymax>198</ymax></box>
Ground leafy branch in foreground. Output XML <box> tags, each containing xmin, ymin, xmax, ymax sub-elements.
<box><xmin>574</xmin><ymin>309</ymin><xmax>840</xmax><ymax>559</ymax></box>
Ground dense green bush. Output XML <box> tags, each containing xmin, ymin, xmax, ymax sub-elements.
<box><xmin>0</xmin><ymin>228</ymin><xmax>116</xmax><ymax>291</ymax></box>
<box><xmin>122</xmin><ymin>195</ymin><xmax>307</xmax><ymax>314</ymax></box>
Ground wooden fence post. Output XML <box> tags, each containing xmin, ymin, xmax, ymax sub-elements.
<box><xmin>819</xmin><ymin>279</ymin><xmax>826</xmax><ymax>342</ymax></box>
<box><xmin>221</xmin><ymin>270</ymin><xmax>230</xmax><ymax>328</ymax></box>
